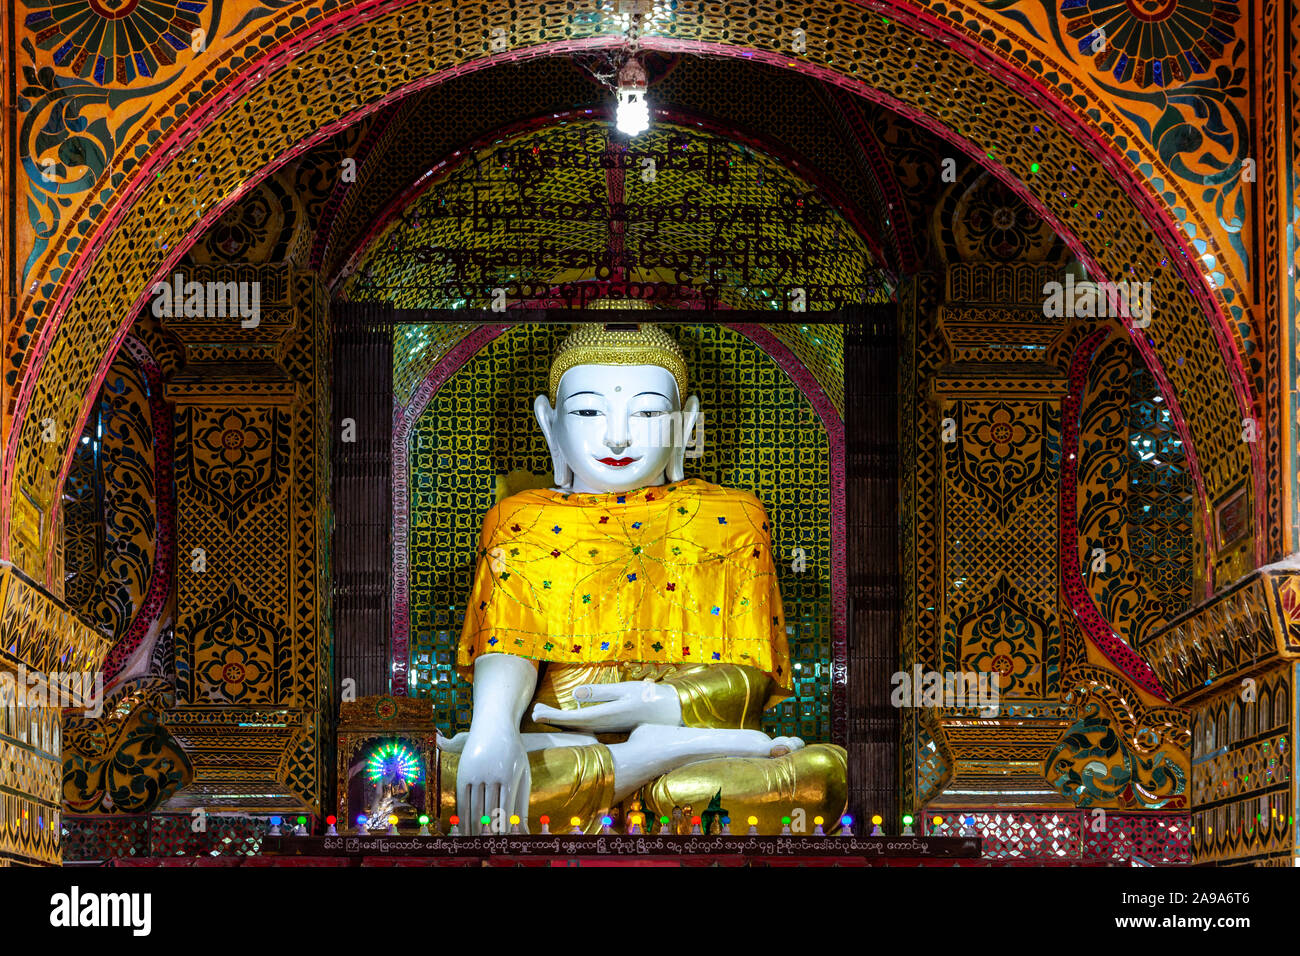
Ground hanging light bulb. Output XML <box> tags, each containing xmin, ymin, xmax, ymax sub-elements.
<box><xmin>615</xmin><ymin>57</ymin><xmax>650</xmax><ymax>137</ymax></box>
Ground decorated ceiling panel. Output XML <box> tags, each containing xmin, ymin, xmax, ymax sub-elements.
<box><xmin>316</xmin><ymin>55</ymin><xmax>956</xmax><ymax>290</ymax></box>
<box><xmin>342</xmin><ymin>120</ymin><xmax>886</xmax><ymax>312</ymax></box>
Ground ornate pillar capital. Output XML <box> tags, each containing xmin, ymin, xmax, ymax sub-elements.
<box><xmin>160</xmin><ymin>263</ymin><xmax>299</xmax><ymax>406</ymax></box>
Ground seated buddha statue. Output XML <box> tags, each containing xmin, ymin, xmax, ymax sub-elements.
<box><xmin>436</xmin><ymin>323</ymin><xmax>847</xmax><ymax>834</ymax></box>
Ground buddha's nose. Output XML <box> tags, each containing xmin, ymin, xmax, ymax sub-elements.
<box><xmin>604</xmin><ymin>419</ymin><xmax>631</xmax><ymax>451</ymax></box>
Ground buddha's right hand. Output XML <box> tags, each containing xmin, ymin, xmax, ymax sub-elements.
<box><xmin>458</xmin><ymin>654</ymin><xmax>538</xmax><ymax>832</ymax></box>
<box><xmin>455</xmin><ymin>723</ymin><xmax>531</xmax><ymax>833</ymax></box>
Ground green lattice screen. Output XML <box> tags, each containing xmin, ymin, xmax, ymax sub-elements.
<box><xmin>404</xmin><ymin>322</ymin><xmax>835</xmax><ymax>739</ymax></box>
<box><xmin>1128</xmin><ymin>365</ymin><xmax>1194</xmax><ymax>621</ymax></box>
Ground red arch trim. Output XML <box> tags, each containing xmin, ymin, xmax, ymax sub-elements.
<box><xmin>308</xmin><ymin>100</ymin><xmax>407</xmax><ymax>271</ymax></box>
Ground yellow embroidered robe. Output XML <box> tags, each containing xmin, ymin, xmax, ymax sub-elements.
<box><xmin>458</xmin><ymin>478</ymin><xmax>792</xmax><ymax>704</ymax></box>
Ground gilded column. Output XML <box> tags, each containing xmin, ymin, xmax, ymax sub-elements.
<box><xmin>926</xmin><ymin>263</ymin><xmax>1074</xmax><ymax>808</ymax></box>
<box><xmin>159</xmin><ymin>264</ymin><xmax>330</xmax><ymax>817</ymax></box>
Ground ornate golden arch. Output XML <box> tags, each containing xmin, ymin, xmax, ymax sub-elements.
<box><xmin>5</xmin><ymin>1</ymin><xmax>1258</xmax><ymax>593</ymax></box>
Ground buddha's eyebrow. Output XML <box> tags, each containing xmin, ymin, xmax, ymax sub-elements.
<box><xmin>563</xmin><ymin>391</ymin><xmax>601</xmax><ymax>400</ymax></box>
<box><xmin>633</xmin><ymin>391</ymin><xmax>670</xmax><ymax>400</ymax></box>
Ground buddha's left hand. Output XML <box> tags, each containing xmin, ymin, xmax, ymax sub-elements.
<box><xmin>532</xmin><ymin>680</ymin><xmax>682</xmax><ymax>732</ymax></box>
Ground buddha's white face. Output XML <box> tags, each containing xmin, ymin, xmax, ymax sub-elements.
<box><xmin>534</xmin><ymin>364</ymin><xmax>698</xmax><ymax>493</ymax></box>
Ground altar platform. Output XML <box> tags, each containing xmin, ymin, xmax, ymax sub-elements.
<box><xmin>266</xmin><ymin>832</ymin><xmax>980</xmax><ymax>863</ymax></box>
<box><xmin>83</xmin><ymin>833</ymin><xmax>998</xmax><ymax>866</ymax></box>
<box><xmin>63</xmin><ymin>811</ymin><xmax>1191</xmax><ymax>865</ymax></box>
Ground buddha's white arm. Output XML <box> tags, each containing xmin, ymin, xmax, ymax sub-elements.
<box><xmin>532</xmin><ymin>680</ymin><xmax>682</xmax><ymax>732</ymax></box>
<box><xmin>456</xmin><ymin>653</ymin><xmax>538</xmax><ymax>831</ymax></box>
<box><xmin>470</xmin><ymin>653</ymin><xmax>537</xmax><ymax>725</ymax></box>
<box><xmin>440</xmin><ymin>730</ymin><xmax>598</xmax><ymax>753</ymax></box>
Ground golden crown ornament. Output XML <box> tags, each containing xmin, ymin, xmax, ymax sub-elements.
<box><xmin>548</xmin><ymin>323</ymin><xmax>689</xmax><ymax>404</ymax></box>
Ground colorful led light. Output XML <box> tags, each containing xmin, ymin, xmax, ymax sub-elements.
<box><xmin>366</xmin><ymin>741</ymin><xmax>422</xmax><ymax>787</ymax></box>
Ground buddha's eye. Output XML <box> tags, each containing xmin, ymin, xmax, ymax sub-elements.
<box><xmin>632</xmin><ymin>410</ymin><xmax>668</xmax><ymax>418</ymax></box>
<box><xmin>570</xmin><ymin>409</ymin><xmax>602</xmax><ymax>417</ymax></box>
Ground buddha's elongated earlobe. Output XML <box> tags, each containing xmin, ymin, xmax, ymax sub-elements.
<box><xmin>667</xmin><ymin>395</ymin><xmax>700</xmax><ymax>482</ymax></box>
<box><xmin>534</xmin><ymin>394</ymin><xmax>572</xmax><ymax>488</ymax></box>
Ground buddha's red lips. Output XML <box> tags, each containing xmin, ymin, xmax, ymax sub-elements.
<box><xmin>597</xmin><ymin>456</ymin><xmax>637</xmax><ymax>467</ymax></box>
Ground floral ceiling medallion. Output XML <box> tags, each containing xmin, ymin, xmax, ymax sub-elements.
<box><xmin>23</xmin><ymin>0</ymin><xmax>207</xmax><ymax>85</ymax></box>
<box><xmin>1062</xmin><ymin>0</ymin><xmax>1241</xmax><ymax>87</ymax></box>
